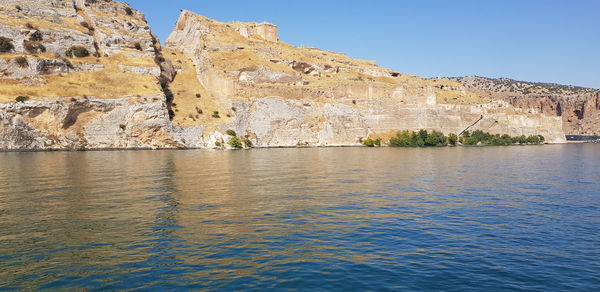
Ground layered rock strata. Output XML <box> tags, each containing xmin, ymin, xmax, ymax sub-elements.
<box><xmin>450</xmin><ymin>77</ymin><xmax>600</xmax><ymax>136</ymax></box>
<box><xmin>0</xmin><ymin>2</ymin><xmax>568</xmax><ymax>150</ymax></box>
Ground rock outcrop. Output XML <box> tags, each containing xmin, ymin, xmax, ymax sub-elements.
<box><xmin>0</xmin><ymin>2</ymin><xmax>568</xmax><ymax>150</ymax></box>
<box><xmin>450</xmin><ymin>77</ymin><xmax>600</xmax><ymax>136</ymax></box>
<box><xmin>164</xmin><ymin>11</ymin><xmax>566</xmax><ymax>145</ymax></box>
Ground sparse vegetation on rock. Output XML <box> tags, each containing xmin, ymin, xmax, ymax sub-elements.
<box><xmin>65</xmin><ymin>46</ymin><xmax>90</xmax><ymax>58</ymax></box>
<box><xmin>0</xmin><ymin>37</ymin><xmax>14</xmax><ymax>53</ymax></box>
<box><xmin>15</xmin><ymin>96</ymin><xmax>29</xmax><ymax>103</ymax></box>
<box><xmin>14</xmin><ymin>57</ymin><xmax>28</xmax><ymax>68</ymax></box>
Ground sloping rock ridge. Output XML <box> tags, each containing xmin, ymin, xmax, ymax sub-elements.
<box><xmin>0</xmin><ymin>1</ymin><xmax>567</xmax><ymax>150</ymax></box>
<box><xmin>448</xmin><ymin>77</ymin><xmax>600</xmax><ymax>136</ymax></box>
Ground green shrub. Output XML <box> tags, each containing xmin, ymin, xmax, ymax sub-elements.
<box><xmin>14</xmin><ymin>57</ymin><xmax>28</xmax><ymax>68</ymax></box>
<box><xmin>464</xmin><ymin>136</ymin><xmax>479</xmax><ymax>145</ymax></box>
<box><xmin>418</xmin><ymin>129</ymin><xmax>429</xmax><ymax>142</ymax></box>
<box><xmin>228</xmin><ymin>137</ymin><xmax>243</xmax><ymax>149</ymax></box>
<box><xmin>447</xmin><ymin>133</ymin><xmax>458</xmax><ymax>145</ymax></box>
<box><xmin>65</xmin><ymin>46</ymin><xmax>90</xmax><ymax>58</ymax></box>
<box><xmin>526</xmin><ymin>135</ymin><xmax>542</xmax><ymax>144</ymax></box>
<box><xmin>243</xmin><ymin>137</ymin><xmax>253</xmax><ymax>148</ymax></box>
<box><xmin>425</xmin><ymin>130</ymin><xmax>447</xmax><ymax>146</ymax></box>
<box><xmin>226</xmin><ymin>129</ymin><xmax>237</xmax><ymax>137</ymax></box>
<box><xmin>538</xmin><ymin>135</ymin><xmax>545</xmax><ymax>143</ymax></box>
<box><xmin>389</xmin><ymin>130</ymin><xmax>414</xmax><ymax>147</ymax></box>
<box><xmin>15</xmin><ymin>96</ymin><xmax>29</xmax><ymax>103</ymax></box>
<box><xmin>0</xmin><ymin>37</ymin><xmax>14</xmax><ymax>53</ymax></box>
<box><xmin>363</xmin><ymin>138</ymin><xmax>376</xmax><ymax>147</ymax></box>
<box><xmin>134</xmin><ymin>42</ymin><xmax>142</xmax><ymax>51</ymax></box>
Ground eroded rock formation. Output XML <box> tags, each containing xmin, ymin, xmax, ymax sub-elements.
<box><xmin>0</xmin><ymin>1</ymin><xmax>568</xmax><ymax>150</ymax></box>
<box><xmin>450</xmin><ymin>77</ymin><xmax>600</xmax><ymax>135</ymax></box>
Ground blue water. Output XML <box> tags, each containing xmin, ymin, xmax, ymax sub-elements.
<box><xmin>0</xmin><ymin>145</ymin><xmax>599</xmax><ymax>291</ymax></box>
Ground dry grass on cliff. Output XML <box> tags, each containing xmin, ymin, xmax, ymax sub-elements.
<box><xmin>0</xmin><ymin>6</ymin><xmax>89</xmax><ymax>34</ymax></box>
<box><xmin>163</xmin><ymin>49</ymin><xmax>232</xmax><ymax>127</ymax></box>
<box><xmin>0</xmin><ymin>54</ymin><xmax>162</xmax><ymax>102</ymax></box>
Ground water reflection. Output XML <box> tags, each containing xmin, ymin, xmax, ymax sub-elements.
<box><xmin>1</xmin><ymin>145</ymin><xmax>599</xmax><ymax>290</ymax></box>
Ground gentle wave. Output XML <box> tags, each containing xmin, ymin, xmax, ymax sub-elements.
<box><xmin>1</xmin><ymin>145</ymin><xmax>599</xmax><ymax>291</ymax></box>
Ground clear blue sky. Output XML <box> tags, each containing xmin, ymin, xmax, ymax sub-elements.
<box><xmin>125</xmin><ymin>0</ymin><xmax>600</xmax><ymax>88</ymax></box>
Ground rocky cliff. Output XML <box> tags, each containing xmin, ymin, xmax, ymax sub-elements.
<box><xmin>0</xmin><ymin>1</ymin><xmax>567</xmax><ymax>150</ymax></box>
<box><xmin>164</xmin><ymin>11</ymin><xmax>566</xmax><ymax>145</ymax></box>
<box><xmin>449</xmin><ymin>77</ymin><xmax>600</xmax><ymax>136</ymax></box>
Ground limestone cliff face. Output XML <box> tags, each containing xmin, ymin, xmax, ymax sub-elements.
<box><xmin>0</xmin><ymin>0</ymin><xmax>198</xmax><ymax>150</ymax></box>
<box><xmin>165</xmin><ymin>11</ymin><xmax>566</xmax><ymax>145</ymax></box>
<box><xmin>450</xmin><ymin>77</ymin><xmax>600</xmax><ymax>136</ymax></box>
<box><xmin>0</xmin><ymin>3</ymin><xmax>568</xmax><ymax>150</ymax></box>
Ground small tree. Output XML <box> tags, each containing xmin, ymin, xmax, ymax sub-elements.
<box><xmin>447</xmin><ymin>133</ymin><xmax>458</xmax><ymax>145</ymax></box>
<box><xmin>0</xmin><ymin>37</ymin><xmax>14</xmax><ymax>53</ymax></box>
<box><xmin>425</xmin><ymin>130</ymin><xmax>447</xmax><ymax>146</ymax></box>
<box><xmin>243</xmin><ymin>137</ymin><xmax>253</xmax><ymax>148</ymax></box>
<box><xmin>228</xmin><ymin>137</ymin><xmax>243</xmax><ymax>149</ymax></box>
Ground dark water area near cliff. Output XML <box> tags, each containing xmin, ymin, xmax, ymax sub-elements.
<box><xmin>1</xmin><ymin>145</ymin><xmax>599</xmax><ymax>291</ymax></box>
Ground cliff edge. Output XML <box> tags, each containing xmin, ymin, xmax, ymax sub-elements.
<box><xmin>0</xmin><ymin>2</ymin><xmax>568</xmax><ymax>150</ymax></box>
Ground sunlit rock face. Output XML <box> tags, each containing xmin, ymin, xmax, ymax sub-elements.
<box><xmin>451</xmin><ymin>77</ymin><xmax>600</xmax><ymax>136</ymax></box>
<box><xmin>165</xmin><ymin>10</ymin><xmax>566</xmax><ymax>145</ymax></box>
<box><xmin>0</xmin><ymin>2</ymin><xmax>567</xmax><ymax>150</ymax></box>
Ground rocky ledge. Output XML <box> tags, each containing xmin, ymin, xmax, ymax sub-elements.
<box><xmin>0</xmin><ymin>1</ymin><xmax>570</xmax><ymax>151</ymax></box>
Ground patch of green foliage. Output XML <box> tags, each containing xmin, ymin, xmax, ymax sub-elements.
<box><xmin>447</xmin><ymin>133</ymin><xmax>458</xmax><ymax>145</ymax></box>
<box><xmin>460</xmin><ymin>130</ymin><xmax>544</xmax><ymax>145</ymax></box>
<box><xmin>228</xmin><ymin>137</ymin><xmax>243</xmax><ymax>149</ymax></box>
<box><xmin>363</xmin><ymin>138</ymin><xmax>381</xmax><ymax>147</ymax></box>
<box><xmin>243</xmin><ymin>137</ymin><xmax>253</xmax><ymax>148</ymax></box>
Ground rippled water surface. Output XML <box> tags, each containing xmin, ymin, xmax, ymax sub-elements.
<box><xmin>1</xmin><ymin>145</ymin><xmax>599</xmax><ymax>291</ymax></box>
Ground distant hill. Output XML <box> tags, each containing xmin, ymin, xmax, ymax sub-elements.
<box><xmin>448</xmin><ymin>77</ymin><xmax>600</xmax><ymax>135</ymax></box>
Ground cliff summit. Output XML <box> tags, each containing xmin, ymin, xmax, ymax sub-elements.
<box><xmin>0</xmin><ymin>1</ymin><xmax>570</xmax><ymax>150</ymax></box>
